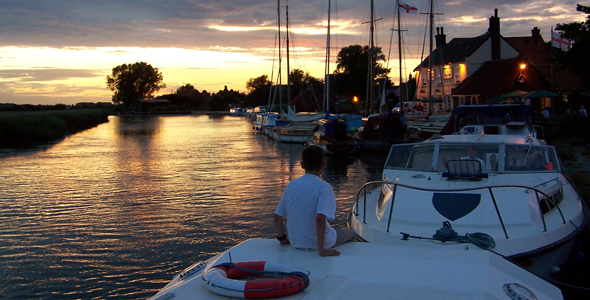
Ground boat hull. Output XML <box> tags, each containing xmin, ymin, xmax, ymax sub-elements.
<box><xmin>348</xmin><ymin>180</ymin><xmax>587</xmax><ymax>280</ymax></box>
<box><xmin>271</xmin><ymin>126</ymin><xmax>315</xmax><ymax>144</ymax></box>
<box><xmin>309</xmin><ymin>140</ymin><xmax>359</xmax><ymax>155</ymax></box>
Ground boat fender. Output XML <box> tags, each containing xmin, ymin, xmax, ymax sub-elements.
<box><xmin>202</xmin><ymin>261</ymin><xmax>310</xmax><ymax>299</ymax></box>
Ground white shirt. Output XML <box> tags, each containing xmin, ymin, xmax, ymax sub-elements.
<box><xmin>461</xmin><ymin>156</ymin><xmax>486</xmax><ymax>169</ymax></box>
<box><xmin>275</xmin><ymin>173</ymin><xmax>337</xmax><ymax>250</ymax></box>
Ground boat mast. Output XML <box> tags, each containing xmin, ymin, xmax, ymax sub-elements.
<box><xmin>397</xmin><ymin>1</ymin><xmax>404</xmax><ymax>103</ymax></box>
<box><xmin>286</xmin><ymin>1</ymin><xmax>291</xmax><ymax>108</ymax></box>
<box><xmin>323</xmin><ymin>0</ymin><xmax>331</xmax><ymax>112</ymax></box>
<box><xmin>428</xmin><ymin>0</ymin><xmax>433</xmax><ymax>116</ymax></box>
<box><xmin>369</xmin><ymin>0</ymin><xmax>375</xmax><ymax>114</ymax></box>
<box><xmin>278</xmin><ymin>0</ymin><xmax>283</xmax><ymax>114</ymax></box>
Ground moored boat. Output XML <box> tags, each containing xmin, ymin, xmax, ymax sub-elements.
<box><xmin>353</xmin><ymin>112</ymin><xmax>417</xmax><ymax>152</ymax></box>
<box><xmin>308</xmin><ymin>116</ymin><xmax>359</xmax><ymax>155</ymax></box>
<box><xmin>271</xmin><ymin>123</ymin><xmax>316</xmax><ymax>144</ymax></box>
<box><xmin>252</xmin><ymin>112</ymin><xmax>276</xmax><ymax>134</ymax></box>
<box><xmin>348</xmin><ymin>108</ymin><xmax>587</xmax><ymax>283</ymax></box>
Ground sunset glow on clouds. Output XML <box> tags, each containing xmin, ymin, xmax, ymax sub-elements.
<box><xmin>0</xmin><ymin>0</ymin><xmax>585</xmax><ymax>105</ymax></box>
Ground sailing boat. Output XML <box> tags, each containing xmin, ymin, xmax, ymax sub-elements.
<box><xmin>352</xmin><ymin>0</ymin><xmax>412</xmax><ymax>152</ymax></box>
<box><xmin>258</xmin><ymin>0</ymin><xmax>286</xmax><ymax>137</ymax></box>
<box><xmin>308</xmin><ymin>0</ymin><xmax>360</xmax><ymax>155</ymax></box>
<box><xmin>270</xmin><ymin>1</ymin><xmax>319</xmax><ymax>143</ymax></box>
<box><xmin>411</xmin><ymin>0</ymin><xmax>453</xmax><ymax>139</ymax></box>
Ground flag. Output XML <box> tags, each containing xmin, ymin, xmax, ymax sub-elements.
<box><xmin>551</xmin><ymin>29</ymin><xmax>571</xmax><ymax>50</ymax></box>
<box><xmin>399</xmin><ymin>2</ymin><xmax>418</xmax><ymax>14</ymax></box>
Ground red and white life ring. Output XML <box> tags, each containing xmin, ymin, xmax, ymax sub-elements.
<box><xmin>202</xmin><ymin>261</ymin><xmax>310</xmax><ymax>299</ymax></box>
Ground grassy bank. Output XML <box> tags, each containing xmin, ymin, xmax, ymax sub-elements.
<box><xmin>553</xmin><ymin>138</ymin><xmax>590</xmax><ymax>207</ymax></box>
<box><xmin>0</xmin><ymin>109</ymin><xmax>110</xmax><ymax>148</ymax></box>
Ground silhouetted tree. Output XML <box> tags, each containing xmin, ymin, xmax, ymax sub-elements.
<box><xmin>555</xmin><ymin>4</ymin><xmax>590</xmax><ymax>89</ymax></box>
<box><xmin>289</xmin><ymin>69</ymin><xmax>323</xmax><ymax>98</ymax></box>
<box><xmin>245</xmin><ymin>75</ymin><xmax>272</xmax><ymax>108</ymax></box>
<box><xmin>208</xmin><ymin>86</ymin><xmax>246</xmax><ymax>111</ymax></box>
<box><xmin>335</xmin><ymin>45</ymin><xmax>390</xmax><ymax>100</ymax></box>
<box><xmin>175</xmin><ymin>84</ymin><xmax>207</xmax><ymax>109</ymax></box>
<box><xmin>105</xmin><ymin>62</ymin><xmax>166</xmax><ymax>108</ymax></box>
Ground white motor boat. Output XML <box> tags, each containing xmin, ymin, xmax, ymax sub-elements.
<box><xmin>271</xmin><ymin>123</ymin><xmax>317</xmax><ymax>144</ymax></box>
<box><xmin>348</xmin><ymin>120</ymin><xmax>587</xmax><ymax>281</ymax></box>
<box><xmin>252</xmin><ymin>112</ymin><xmax>275</xmax><ymax>134</ymax></box>
<box><xmin>149</xmin><ymin>238</ymin><xmax>563</xmax><ymax>300</ymax></box>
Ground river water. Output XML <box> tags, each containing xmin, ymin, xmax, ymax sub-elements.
<box><xmin>0</xmin><ymin>115</ymin><xmax>387</xmax><ymax>299</ymax></box>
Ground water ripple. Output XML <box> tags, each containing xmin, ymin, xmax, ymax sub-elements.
<box><xmin>0</xmin><ymin>115</ymin><xmax>385</xmax><ymax>299</ymax></box>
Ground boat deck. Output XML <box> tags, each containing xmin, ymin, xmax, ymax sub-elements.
<box><xmin>150</xmin><ymin>239</ymin><xmax>562</xmax><ymax>300</ymax></box>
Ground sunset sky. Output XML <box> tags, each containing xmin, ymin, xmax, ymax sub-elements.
<box><xmin>0</xmin><ymin>0</ymin><xmax>585</xmax><ymax>105</ymax></box>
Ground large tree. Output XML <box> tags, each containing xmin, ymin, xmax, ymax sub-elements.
<box><xmin>335</xmin><ymin>45</ymin><xmax>390</xmax><ymax>101</ymax></box>
<box><xmin>105</xmin><ymin>62</ymin><xmax>166</xmax><ymax>107</ymax></box>
<box><xmin>289</xmin><ymin>69</ymin><xmax>323</xmax><ymax>95</ymax></box>
<box><xmin>244</xmin><ymin>75</ymin><xmax>272</xmax><ymax>108</ymax></box>
<box><xmin>555</xmin><ymin>4</ymin><xmax>590</xmax><ymax>89</ymax></box>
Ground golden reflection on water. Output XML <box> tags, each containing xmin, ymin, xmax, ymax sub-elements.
<box><xmin>0</xmin><ymin>115</ymin><xmax>385</xmax><ymax>299</ymax></box>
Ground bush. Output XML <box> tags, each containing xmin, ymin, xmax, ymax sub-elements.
<box><xmin>555</xmin><ymin>115</ymin><xmax>590</xmax><ymax>142</ymax></box>
<box><xmin>0</xmin><ymin>109</ymin><xmax>109</xmax><ymax>148</ymax></box>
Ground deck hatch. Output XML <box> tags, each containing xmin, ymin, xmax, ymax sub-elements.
<box><xmin>432</xmin><ymin>193</ymin><xmax>481</xmax><ymax>221</ymax></box>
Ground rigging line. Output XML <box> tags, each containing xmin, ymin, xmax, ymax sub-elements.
<box><xmin>384</xmin><ymin>0</ymin><xmax>398</xmax><ymax>72</ymax></box>
<box><xmin>268</xmin><ymin>29</ymin><xmax>278</xmax><ymax>109</ymax></box>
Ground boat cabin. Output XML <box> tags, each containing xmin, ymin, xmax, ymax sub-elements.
<box><xmin>385</xmin><ymin>140</ymin><xmax>559</xmax><ymax>176</ymax></box>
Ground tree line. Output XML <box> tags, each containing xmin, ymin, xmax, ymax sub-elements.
<box><xmin>105</xmin><ymin>45</ymin><xmax>394</xmax><ymax>113</ymax></box>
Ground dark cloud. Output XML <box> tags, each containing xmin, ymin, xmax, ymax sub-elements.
<box><xmin>0</xmin><ymin>68</ymin><xmax>104</xmax><ymax>82</ymax></box>
<box><xmin>0</xmin><ymin>0</ymin><xmax>583</xmax><ymax>49</ymax></box>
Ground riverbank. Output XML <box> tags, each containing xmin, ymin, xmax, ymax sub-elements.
<box><xmin>0</xmin><ymin>109</ymin><xmax>110</xmax><ymax>148</ymax></box>
<box><xmin>553</xmin><ymin>137</ymin><xmax>590</xmax><ymax>207</ymax></box>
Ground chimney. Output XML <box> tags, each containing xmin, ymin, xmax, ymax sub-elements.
<box><xmin>531</xmin><ymin>27</ymin><xmax>541</xmax><ymax>40</ymax></box>
<box><xmin>489</xmin><ymin>9</ymin><xmax>501</xmax><ymax>60</ymax></box>
<box><xmin>435</xmin><ymin>27</ymin><xmax>447</xmax><ymax>48</ymax></box>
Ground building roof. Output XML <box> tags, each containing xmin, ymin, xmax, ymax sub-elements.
<box><xmin>504</xmin><ymin>36</ymin><xmax>550</xmax><ymax>66</ymax></box>
<box><xmin>504</xmin><ymin>36</ymin><xmax>582</xmax><ymax>92</ymax></box>
<box><xmin>415</xmin><ymin>33</ymin><xmax>490</xmax><ymax>70</ymax></box>
<box><xmin>452</xmin><ymin>55</ymin><xmax>551</xmax><ymax>100</ymax></box>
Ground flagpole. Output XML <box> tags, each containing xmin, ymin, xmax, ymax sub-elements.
<box><xmin>550</xmin><ymin>27</ymin><xmax>554</xmax><ymax>95</ymax></box>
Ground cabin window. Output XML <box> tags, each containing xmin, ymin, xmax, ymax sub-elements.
<box><xmin>504</xmin><ymin>145</ymin><xmax>559</xmax><ymax>173</ymax></box>
<box><xmin>539</xmin><ymin>190</ymin><xmax>564</xmax><ymax>215</ymax></box>
<box><xmin>406</xmin><ymin>144</ymin><xmax>435</xmax><ymax>171</ymax></box>
<box><xmin>385</xmin><ymin>144</ymin><xmax>415</xmax><ymax>169</ymax></box>
<box><xmin>436</xmin><ymin>144</ymin><xmax>499</xmax><ymax>172</ymax></box>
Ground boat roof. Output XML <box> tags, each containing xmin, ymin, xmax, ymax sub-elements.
<box><xmin>150</xmin><ymin>239</ymin><xmax>563</xmax><ymax>300</ymax></box>
<box><xmin>427</xmin><ymin>132</ymin><xmax>540</xmax><ymax>145</ymax></box>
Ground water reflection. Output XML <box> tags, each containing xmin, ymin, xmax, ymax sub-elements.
<box><xmin>0</xmin><ymin>115</ymin><xmax>387</xmax><ymax>299</ymax></box>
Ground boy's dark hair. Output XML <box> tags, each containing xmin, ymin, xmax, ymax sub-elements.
<box><xmin>301</xmin><ymin>145</ymin><xmax>325</xmax><ymax>172</ymax></box>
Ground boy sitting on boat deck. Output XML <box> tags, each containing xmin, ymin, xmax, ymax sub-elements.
<box><xmin>274</xmin><ymin>145</ymin><xmax>356</xmax><ymax>256</ymax></box>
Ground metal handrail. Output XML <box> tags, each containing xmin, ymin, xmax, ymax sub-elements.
<box><xmin>354</xmin><ymin>181</ymin><xmax>566</xmax><ymax>239</ymax></box>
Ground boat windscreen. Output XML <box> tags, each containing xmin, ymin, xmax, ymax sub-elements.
<box><xmin>436</xmin><ymin>144</ymin><xmax>499</xmax><ymax>172</ymax></box>
<box><xmin>385</xmin><ymin>144</ymin><xmax>415</xmax><ymax>169</ymax></box>
<box><xmin>505</xmin><ymin>145</ymin><xmax>559</xmax><ymax>172</ymax></box>
<box><xmin>385</xmin><ymin>143</ymin><xmax>559</xmax><ymax>173</ymax></box>
<box><xmin>385</xmin><ymin>144</ymin><xmax>434</xmax><ymax>171</ymax></box>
